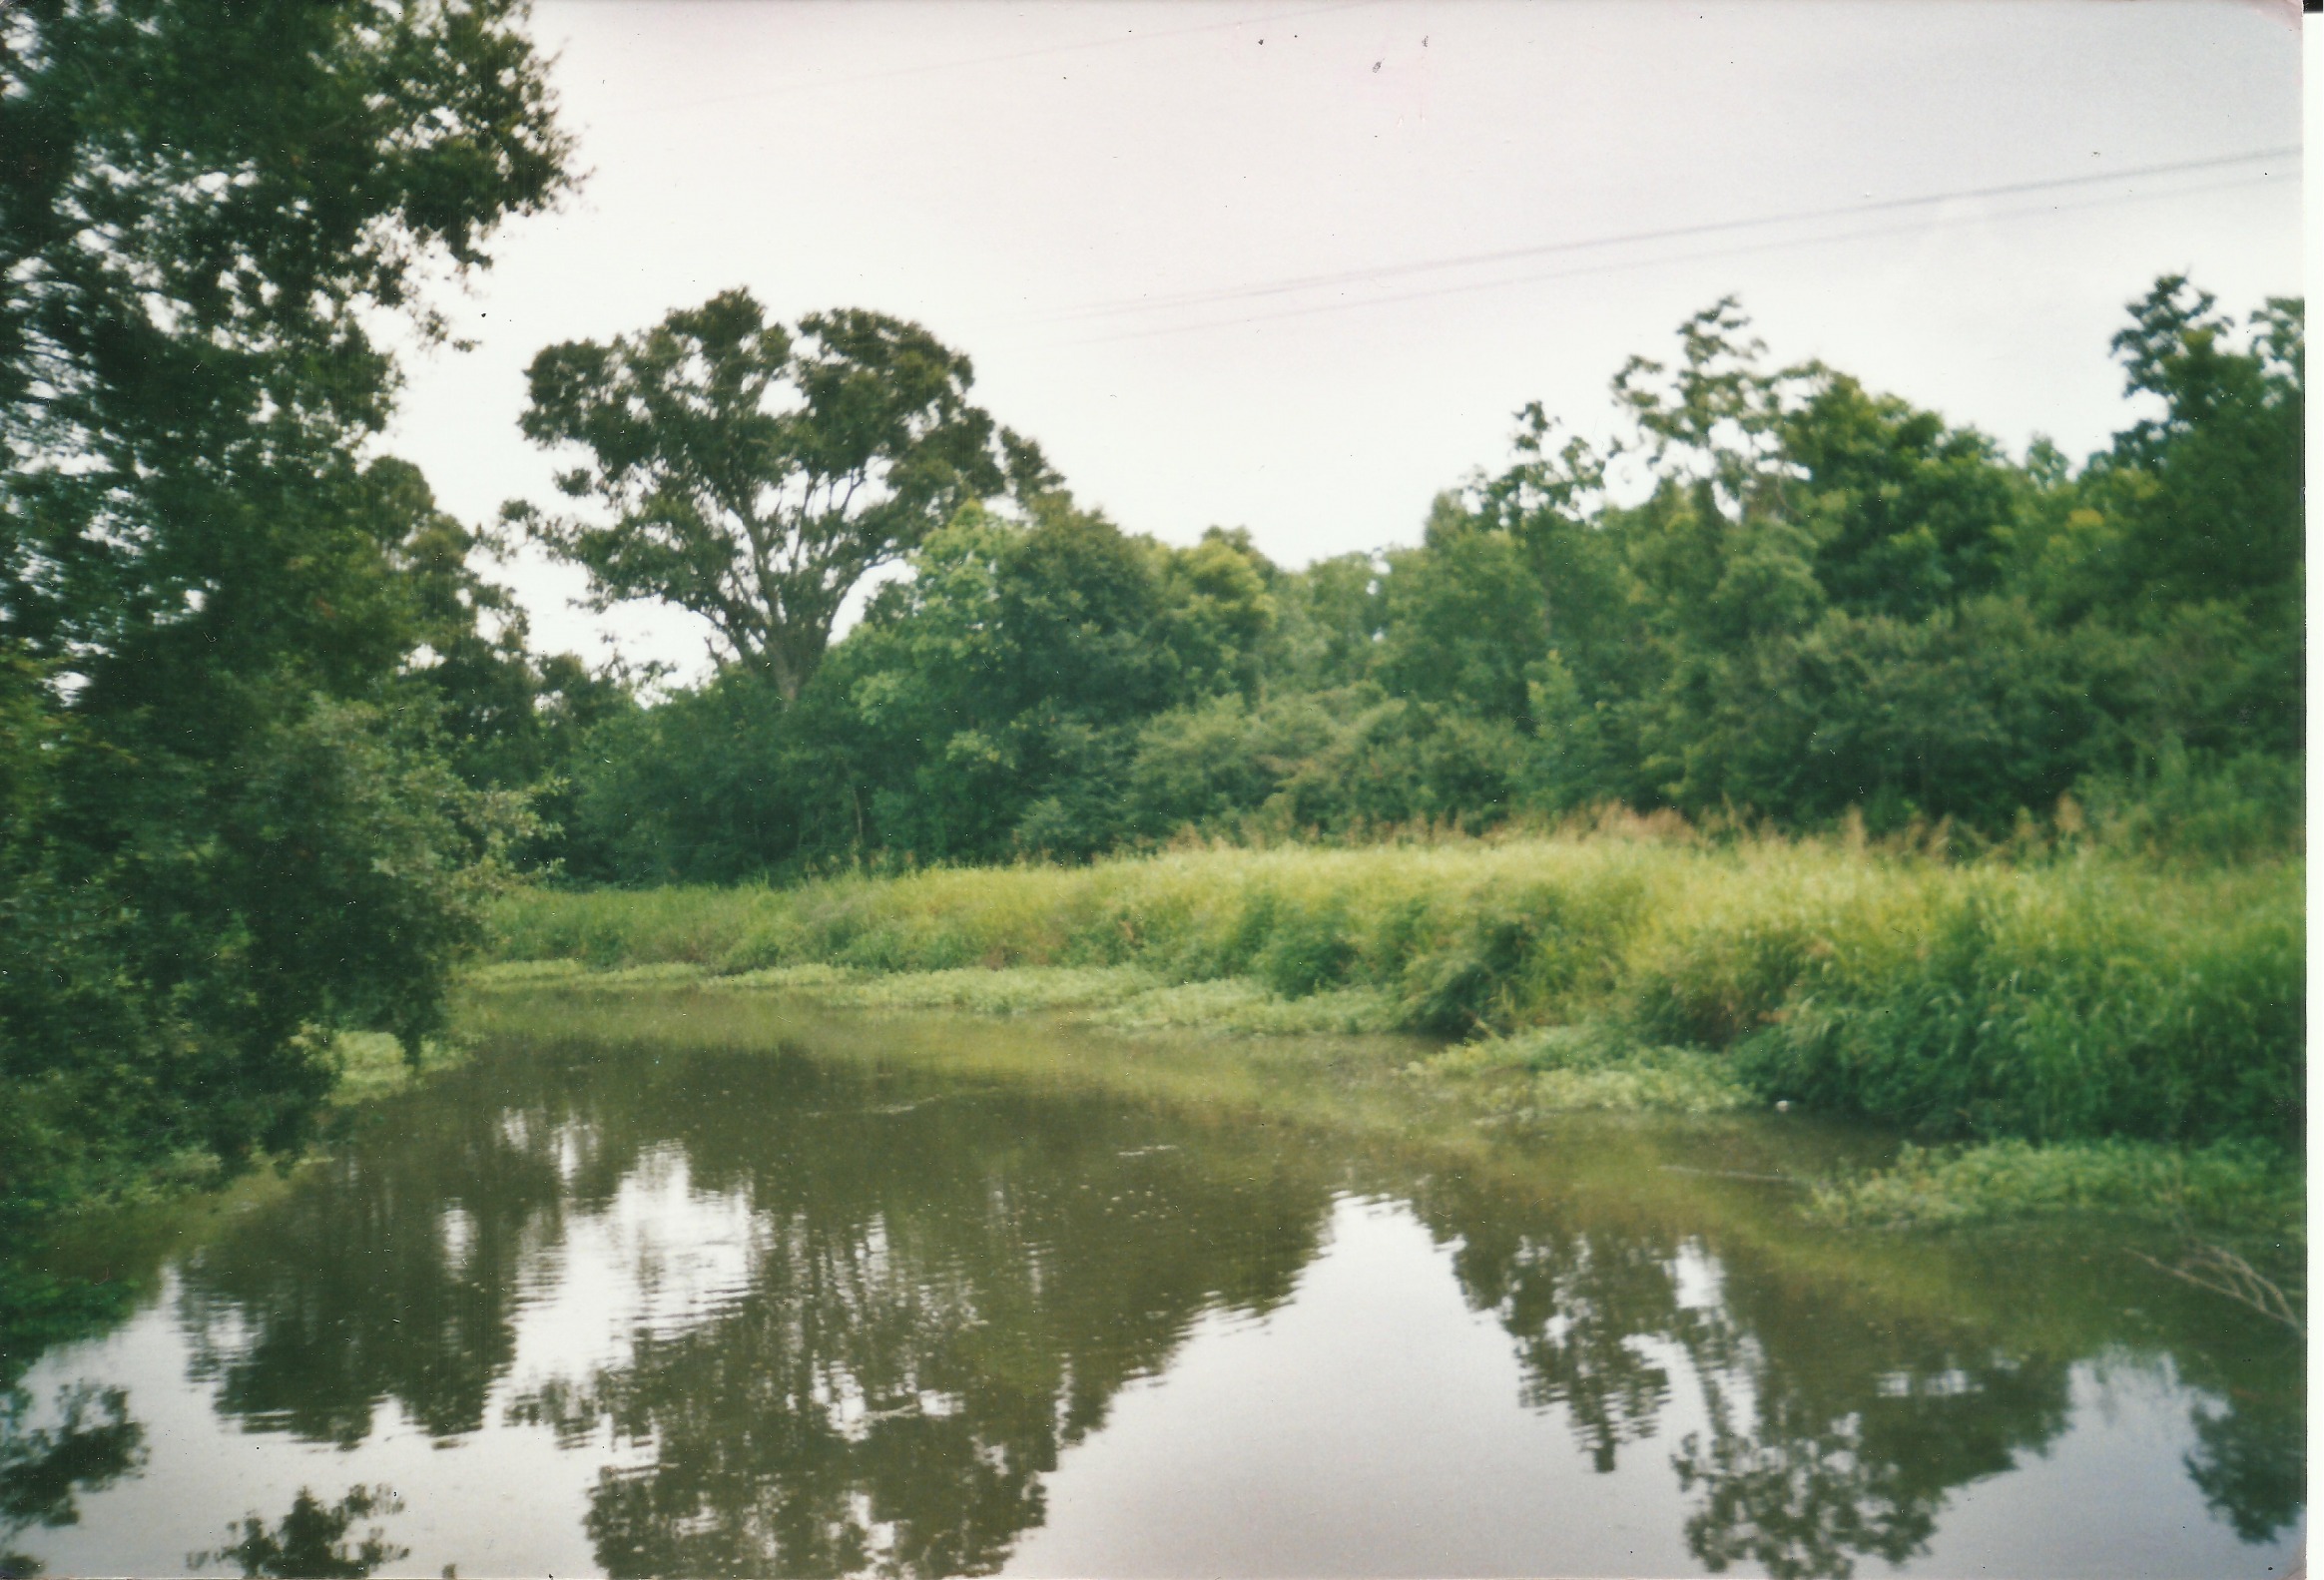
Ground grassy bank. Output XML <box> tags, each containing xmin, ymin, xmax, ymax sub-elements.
<box><xmin>486</xmin><ymin>836</ymin><xmax>2302</xmax><ymax>1148</ymax></box>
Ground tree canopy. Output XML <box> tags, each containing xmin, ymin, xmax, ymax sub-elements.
<box><xmin>513</xmin><ymin>290</ymin><xmax>1036</xmax><ymax>700</ymax></box>
<box><xmin>540</xmin><ymin>276</ymin><xmax>2301</xmax><ymax>882</ymax></box>
<box><xmin>0</xmin><ymin>0</ymin><xmax>2300</xmax><ymax>1335</ymax></box>
<box><xmin>2</xmin><ymin>0</ymin><xmax>568</xmax><ymax>679</ymax></box>
<box><xmin>0</xmin><ymin>0</ymin><xmax>574</xmax><ymax>1325</ymax></box>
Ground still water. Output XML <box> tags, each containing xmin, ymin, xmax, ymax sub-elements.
<box><xmin>4</xmin><ymin>996</ymin><xmax>2305</xmax><ymax>1578</ymax></box>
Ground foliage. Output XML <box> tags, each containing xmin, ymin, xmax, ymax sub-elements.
<box><xmin>1374</xmin><ymin>494</ymin><xmax>1548</xmax><ymax>729</ymax></box>
<box><xmin>1712</xmin><ymin>862</ymin><xmax>2301</xmax><ymax>1142</ymax></box>
<box><xmin>0</xmin><ymin>6</ymin><xmax>2303</xmax><ymax>1366</ymax></box>
<box><xmin>511</xmin><ymin>290</ymin><xmax>1037</xmax><ymax>700</ymax></box>
<box><xmin>1416</xmin><ymin>1027</ymin><xmax>1754</xmax><ymax>1116</ymax></box>
<box><xmin>1807</xmin><ymin>1139</ymin><xmax>2301</xmax><ymax>1235</ymax></box>
<box><xmin>2</xmin><ymin>0</ymin><xmax>569</xmax><ymax>675</ymax></box>
<box><xmin>542</xmin><ymin>276</ymin><xmax>2300</xmax><ymax>879</ymax></box>
<box><xmin>0</xmin><ymin>684</ymin><xmax>528</xmax><ymax>1274</ymax></box>
<box><xmin>555</xmin><ymin>502</ymin><xmax>1283</xmax><ymax>879</ymax></box>
<box><xmin>485</xmin><ymin>834</ymin><xmax>2302</xmax><ymax>1146</ymax></box>
<box><xmin>0</xmin><ymin>0</ymin><xmax>572</xmax><ymax>1290</ymax></box>
<box><xmin>155</xmin><ymin>998</ymin><xmax>2314</xmax><ymax>1574</ymax></box>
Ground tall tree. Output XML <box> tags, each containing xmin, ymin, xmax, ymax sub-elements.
<box><xmin>1375</xmin><ymin>494</ymin><xmax>1550</xmax><ymax>731</ymax></box>
<box><xmin>0</xmin><ymin>0</ymin><xmax>571</xmax><ymax>1302</ymax></box>
<box><xmin>2091</xmin><ymin>275</ymin><xmax>2303</xmax><ymax>621</ymax></box>
<box><xmin>513</xmin><ymin>291</ymin><xmax>1029</xmax><ymax>700</ymax></box>
<box><xmin>2</xmin><ymin>0</ymin><xmax>569</xmax><ymax>679</ymax></box>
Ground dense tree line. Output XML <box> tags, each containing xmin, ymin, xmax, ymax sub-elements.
<box><xmin>522</xmin><ymin>278</ymin><xmax>2301</xmax><ymax>885</ymax></box>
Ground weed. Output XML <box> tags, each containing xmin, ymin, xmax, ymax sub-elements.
<box><xmin>485</xmin><ymin>834</ymin><xmax>2300</xmax><ymax>1145</ymax></box>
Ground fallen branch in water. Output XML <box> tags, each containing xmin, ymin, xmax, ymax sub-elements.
<box><xmin>2129</xmin><ymin>1241</ymin><xmax>2304</xmax><ymax>1336</ymax></box>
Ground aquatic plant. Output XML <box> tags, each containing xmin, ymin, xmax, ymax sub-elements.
<box><xmin>1806</xmin><ymin>1138</ymin><xmax>2301</xmax><ymax>1233</ymax></box>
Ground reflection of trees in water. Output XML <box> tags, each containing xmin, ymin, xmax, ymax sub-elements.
<box><xmin>0</xmin><ymin>1384</ymin><xmax>146</xmax><ymax>1579</ymax></box>
<box><xmin>189</xmin><ymin>1485</ymin><xmax>407</xmax><ymax>1579</ymax></box>
<box><xmin>1424</xmin><ymin>1176</ymin><xmax>1998</xmax><ymax>1576</ymax></box>
<box><xmin>1440</xmin><ymin>1213</ymin><xmax>1684</xmax><ymax>1473</ymax></box>
<box><xmin>1410</xmin><ymin>1175</ymin><xmax>2314</xmax><ymax>1579</ymax></box>
<box><xmin>2184</xmin><ymin>1359</ymin><xmax>2307</xmax><ymax>1544</ymax></box>
<box><xmin>514</xmin><ymin>1055</ymin><xmax>1338</xmax><ymax>1578</ymax></box>
<box><xmin>1667</xmin><ymin>1309</ymin><xmax>2068</xmax><ymax>1580</ymax></box>
<box><xmin>513</xmin><ymin>1242</ymin><xmax>1061</xmax><ymax>1579</ymax></box>
<box><xmin>177</xmin><ymin>1039</ymin><xmax>1337</xmax><ymax>1577</ymax></box>
<box><xmin>155</xmin><ymin>1034</ymin><xmax>2302</xmax><ymax>1580</ymax></box>
<box><xmin>1674</xmin><ymin>1387</ymin><xmax>1938</xmax><ymax>1579</ymax></box>
<box><xmin>1667</xmin><ymin>1246</ymin><xmax>2094</xmax><ymax>1580</ymax></box>
<box><xmin>176</xmin><ymin>1068</ymin><xmax>571</xmax><ymax>1446</ymax></box>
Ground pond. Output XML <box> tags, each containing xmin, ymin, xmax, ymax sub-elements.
<box><xmin>3</xmin><ymin>994</ymin><xmax>2304</xmax><ymax>1579</ymax></box>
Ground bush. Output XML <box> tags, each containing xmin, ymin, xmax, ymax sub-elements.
<box><xmin>1722</xmin><ymin>864</ymin><xmax>2302</xmax><ymax>1143</ymax></box>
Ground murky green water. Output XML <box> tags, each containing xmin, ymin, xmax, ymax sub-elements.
<box><xmin>3</xmin><ymin>996</ymin><xmax>2304</xmax><ymax>1578</ymax></box>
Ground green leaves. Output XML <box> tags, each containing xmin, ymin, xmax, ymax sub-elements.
<box><xmin>547</xmin><ymin>272</ymin><xmax>2301</xmax><ymax>879</ymax></box>
<box><xmin>513</xmin><ymin>290</ymin><xmax>1010</xmax><ymax>700</ymax></box>
<box><xmin>1</xmin><ymin>0</ymin><xmax>572</xmax><ymax>1266</ymax></box>
<box><xmin>2084</xmin><ymin>278</ymin><xmax>2303</xmax><ymax>620</ymax></box>
<box><xmin>3</xmin><ymin>0</ymin><xmax>571</xmax><ymax>671</ymax></box>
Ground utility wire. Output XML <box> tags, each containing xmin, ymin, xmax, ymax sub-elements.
<box><xmin>1054</xmin><ymin>145</ymin><xmax>2301</xmax><ymax>325</ymax></box>
<box><xmin>1063</xmin><ymin>166</ymin><xmax>2297</xmax><ymax>346</ymax></box>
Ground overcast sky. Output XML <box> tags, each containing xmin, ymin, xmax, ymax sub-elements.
<box><xmin>382</xmin><ymin>0</ymin><xmax>2304</xmax><ymax>680</ymax></box>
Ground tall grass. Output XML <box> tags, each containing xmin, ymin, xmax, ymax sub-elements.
<box><xmin>486</xmin><ymin>837</ymin><xmax>2301</xmax><ymax>1146</ymax></box>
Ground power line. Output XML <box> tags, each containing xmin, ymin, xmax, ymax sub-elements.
<box><xmin>1062</xmin><ymin>166</ymin><xmax>2297</xmax><ymax>346</ymax></box>
<box><xmin>1053</xmin><ymin>145</ymin><xmax>2301</xmax><ymax>325</ymax></box>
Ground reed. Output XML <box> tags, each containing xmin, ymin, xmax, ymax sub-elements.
<box><xmin>486</xmin><ymin>836</ymin><xmax>2301</xmax><ymax>1145</ymax></box>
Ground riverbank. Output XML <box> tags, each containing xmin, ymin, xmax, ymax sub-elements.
<box><xmin>475</xmin><ymin>835</ymin><xmax>2301</xmax><ymax>1265</ymax></box>
<box><xmin>486</xmin><ymin>835</ymin><xmax>2301</xmax><ymax>1146</ymax></box>
<box><xmin>0</xmin><ymin>1029</ymin><xmax>471</xmax><ymax>1382</ymax></box>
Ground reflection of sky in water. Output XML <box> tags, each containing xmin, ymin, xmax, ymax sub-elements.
<box><xmin>12</xmin><ymin>1267</ymin><xmax>607</xmax><ymax>1579</ymax></box>
<box><xmin>508</xmin><ymin>1136</ymin><xmax>765</xmax><ymax>1384</ymax></box>
<box><xmin>1008</xmin><ymin>1198</ymin><xmax>1722</xmax><ymax>1578</ymax></box>
<box><xmin>17</xmin><ymin>1198</ymin><xmax>2297</xmax><ymax>1579</ymax></box>
<box><xmin>5</xmin><ymin>1046</ymin><xmax>2303</xmax><ymax>1580</ymax></box>
<box><xmin>1009</xmin><ymin>1201</ymin><xmax>2292</xmax><ymax>1580</ymax></box>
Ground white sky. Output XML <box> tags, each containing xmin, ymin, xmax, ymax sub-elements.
<box><xmin>381</xmin><ymin>0</ymin><xmax>2304</xmax><ymax>681</ymax></box>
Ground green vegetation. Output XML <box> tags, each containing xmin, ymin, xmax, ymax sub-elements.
<box><xmin>483</xmin><ymin>834</ymin><xmax>2301</xmax><ymax>1149</ymax></box>
<box><xmin>467</xmin><ymin>265</ymin><xmax>2305</xmax><ymax>1239</ymax></box>
<box><xmin>0</xmin><ymin>18</ymin><xmax>2298</xmax><ymax>1572</ymax></box>
<box><xmin>1415</xmin><ymin>1027</ymin><xmax>1754</xmax><ymax>1118</ymax></box>
<box><xmin>325</xmin><ymin>1030</ymin><xmax>473</xmax><ymax>1109</ymax></box>
<box><xmin>158</xmin><ymin>993</ymin><xmax>2313</xmax><ymax>1573</ymax></box>
<box><xmin>528</xmin><ymin>279</ymin><xmax>2301</xmax><ymax>882</ymax></box>
<box><xmin>0</xmin><ymin>0</ymin><xmax>573</xmax><ymax>1339</ymax></box>
<box><xmin>1807</xmin><ymin>1135</ymin><xmax>2304</xmax><ymax>1330</ymax></box>
<box><xmin>0</xmin><ymin>0</ymin><xmax>2298</xmax><ymax>1382</ymax></box>
<box><xmin>507</xmin><ymin>290</ymin><xmax>1047</xmax><ymax>703</ymax></box>
<box><xmin>1807</xmin><ymin>1138</ymin><xmax>2301</xmax><ymax>1233</ymax></box>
